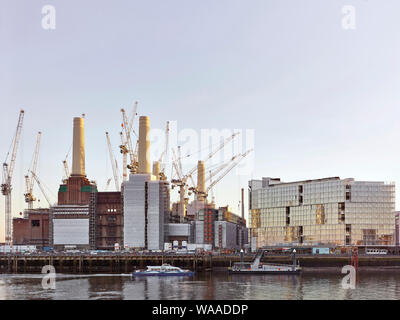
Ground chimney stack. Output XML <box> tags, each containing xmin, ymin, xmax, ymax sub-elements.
<box><xmin>71</xmin><ymin>117</ymin><xmax>86</xmax><ymax>176</ymax></box>
<box><xmin>197</xmin><ymin>161</ymin><xmax>205</xmax><ymax>200</ymax></box>
<box><xmin>138</xmin><ymin>116</ymin><xmax>151</xmax><ymax>174</ymax></box>
<box><xmin>153</xmin><ymin>161</ymin><xmax>160</xmax><ymax>180</ymax></box>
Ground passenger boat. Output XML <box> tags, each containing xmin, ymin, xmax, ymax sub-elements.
<box><xmin>132</xmin><ymin>264</ymin><xmax>195</xmax><ymax>277</ymax></box>
<box><xmin>228</xmin><ymin>249</ymin><xmax>301</xmax><ymax>275</ymax></box>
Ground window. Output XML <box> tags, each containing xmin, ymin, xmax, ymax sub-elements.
<box><xmin>107</xmin><ymin>216</ymin><xmax>117</xmax><ymax>223</ymax></box>
<box><xmin>31</xmin><ymin>220</ymin><xmax>40</xmax><ymax>227</ymax></box>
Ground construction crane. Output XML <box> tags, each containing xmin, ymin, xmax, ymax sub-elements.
<box><xmin>30</xmin><ymin>171</ymin><xmax>52</xmax><ymax>207</ymax></box>
<box><xmin>105</xmin><ymin>178</ymin><xmax>112</xmax><ymax>191</ymax></box>
<box><xmin>184</xmin><ymin>132</ymin><xmax>240</xmax><ymax>188</ymax></box>
<box><xmin>62</xmin><ymin>160</ymin><xmax>69</xmax><ymax>180</ymax></box>
<box><xmin>204</xmin><ymin>148</ymin><xmax>253</xmax><ymax>200</ymax></box>
<box><xmin>171</xmin><ymin>147</ymin><xmax>189</xmax><ymax>221</ymax></box>
<box><xmin>170</xmin><ymin>133</ymin><xmax>240</xmax><ymax>220</ymax></box>
<box><xmin>106</xmin><ymin>132</ymin><xmax>121</xmax><ymax>192</ymax></box>
<box><xmin>204</xmin><ymin>154</ymin><xmax>242</xmax><ymax>184</ymax></box>
<box><xmin>128</xmin><ymin>101</ymin><xmax>138</xmax><ymax>138</ymax></box>
<box><xmin>188</xmin><ymin>153</ymin><xmax>242</xmax><ymax>199</ymax></box>
<box><xmin>121</xmin><ymin>104</ymin><xmax>139</xmax><ymax>174</ymax></box>
<box><xmin>171</xmin><ymin>132</ymin><xmax>240</xmax><ymax>192</ymax></box>
<box><xmin>62</xmin><ymin>145</ymin><xmax>71</xmax><ymax>183</ymax></box>
<box><xmin>1</xmin><ymin>110</ymin><xmax>24</xmax><ymax>245</ymax></box>
<box><xmin>209</xmin><ymin>170</ymin><xmax>215</xmax><ymax>205</ymax></box>
<box><xmin>119</xmin><ymin>132</ymin><xmax>129</xmax><ymax>182</ymax></box>
<box><xmin>24</xmin><ymin>131</ymin><xmax>42</xmax><ymax>209</ymax></box>
<box><xmin>158</xmin><ymin>121</ymin><xmax>170</xmax><ymax>180</ymax></box>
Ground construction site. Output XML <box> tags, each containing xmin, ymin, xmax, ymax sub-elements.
<box><xmin>1</xmin><ymin>105</ymin><xmax>252</xmax><ymax>258</ymax></box>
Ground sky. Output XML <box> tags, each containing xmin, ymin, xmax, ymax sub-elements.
<box><xmin>1</xmin><ymin>0</ymin><xmax>400</xmax><ymax>242</ymax></box>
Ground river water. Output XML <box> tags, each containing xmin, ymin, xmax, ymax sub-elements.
<box><xmin>1</xmin><ymin>271</ymin><xmax>400</xmax><ymax>300</ymax></box>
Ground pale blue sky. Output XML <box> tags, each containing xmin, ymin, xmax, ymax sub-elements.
<box><xmin>1</xmin><ymin>1</ymin><xmax>400</xmax><ymax>241</ymax></box>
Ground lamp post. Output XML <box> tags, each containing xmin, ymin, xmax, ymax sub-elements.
<box><xmin>240</xmin><ymin>249</ymin><xmax>244</xmax><ymax>264</ymax></box>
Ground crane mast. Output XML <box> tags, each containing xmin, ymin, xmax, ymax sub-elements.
<box><xmin>106</xmin><ymin>132</ymin><xmax>121</xmax><ymax>192</ymax></box>
<box><xmin>158</xmin><ymin>121</ymin><xmax>169</xmax><ymax>180</ymax></box>
<box><xmin>105</xmin><ymin>178</ymin><xmax>112</xmax><ymax>191</ymax></box>
<box><xmin>1</xmin><ymin>110</ymin><xmax>24</xmax><ymax>245</ymax></box>
<box><xmin>171</xmin><ymin>148</ymin><xmax>188</xmax><ymax>222</ymax></box>
<box><xmin>62</xmin><ymin>160</ymin><xmax>69</xmax><ymax>181</ymax></box>
<box><xmin>121</xmin><ymin>106</ymin><xmax>138</xmax><ymax>174</ymax></box>
<box><xmin>24</xmin><ymin>131</ymin><xmax>42</xmax><ymax>209</ymax></box>
<box><xmin>61</xmin><ymin>145</ymin><xmax>71</xmax><ymax>183</ymax></box>
<box><xmin>119</xmin><ymin>132</ymin><xmax>129</xmax><ymax>182</ymax></box>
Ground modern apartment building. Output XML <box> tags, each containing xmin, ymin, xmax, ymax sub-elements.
<box><xmin>122</xmin><ymin>173</ymin><xmax>170</xmax><ymax>250</ymax></box>
<box><xmin>249</xmin><ymin>177</ymin><xmax>395</xmax><ymax>247</ymax></box>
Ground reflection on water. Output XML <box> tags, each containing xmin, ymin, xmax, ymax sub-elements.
<box><xmin>1</xmin><ymin>272</ymin><xmax>400</xmax><ymax>300</ymax></box>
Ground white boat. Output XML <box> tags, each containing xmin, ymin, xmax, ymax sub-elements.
<box><xmin>132</xmin><ymin>264</ymin><xmax>195</xmax><ymax>277</ymax></box>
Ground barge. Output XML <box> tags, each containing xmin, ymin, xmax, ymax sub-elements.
<box><xmin>228</xmin><ymin>249</ymin><xmax>301</xmax><ymax>275</ymax></box>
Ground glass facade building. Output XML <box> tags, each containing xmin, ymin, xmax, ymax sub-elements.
<box><xmin>249</xmin><ymin>177</ymin><xmax>395</xmax><ymax>247</ymax></box>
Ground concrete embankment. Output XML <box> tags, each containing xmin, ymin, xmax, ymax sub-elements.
<box><xmin>2</xmin><ymin>254</ymin><xmax>400</xmax><ymax>274</ymax></box>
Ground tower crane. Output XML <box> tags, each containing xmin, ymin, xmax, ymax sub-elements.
<box><xmin>24</xmin><ymin>131</ymin><xmax>42</xmax><ymax>209</ymax></box>
<box><xmin>171</xmin><ymin>132</ymin><xmax>240</xmax><ymax>194</ymax></box>
<box><xmin>105</xmin><ymin>178</ymin><xmax>112</xmax><ymax>191</ymax></box>
<box><xmin>204</xmin><ymin>148</ymin><xmax>253</xmax><ymax>201</ymax></box>
<box><xmin>209</xmin><ymin>170</ymin><xmax>215</xmax><ymax>205</ymax></box>
<box><xmin>128</xmin><ymin>101</ymin><xmax>138</xmax><ymax>138</ymax></box>
<box><xmin>106</xmin><ymin>132</ymin><xmax>121</xmax><ymax>192</ymax></box>
<box><xmin>188</xmin><ymin>153</ymin><xmax>242</xmax><ymax>199</ymax></box>
<box><xmin>170</xmin><ymin>133</ymin><xmax>240</xmax><ymax>220</ymax></box>
<box><xmin>184</xmin><ymin>132</ymin><xmax>240</xmax><ymax>188</ymax></box>
<box><xmin>171</xmin><ymin>147</ymin><xmax>190</xmax><ymax>221</ymax></box>
<box><xmin>62</xmin><ymin>145</ymin><xmax>71</xmax><ymax>183</ymax></box>
<box><xmin>119</xmin><ymin>132</ymin><xmax>129</xmax><ymax>182</ymax></box>
<box><xmin>121</xmin><ymin>104</ymin><xmax>139</xmax><ymax>174</ymax></box>
<box><xmin>30</xmin><ymin>171</ymin><xmax>52</xmax><ymax>207</ymax></box>
<box><xmin>158</xmin><ymin>121</ymin><xmax>169</xmax><ymax>180</ymax></box>
<box><xmin>1</xmin><ymin>110</ymin><xmax>24</xmax><ymax>245</ymax></box>
<box><xmin>204</xmin><ymin>153</ymin><xmax>242</xmax><ymax>184</ymax></box>
<box><xmin>62</xmin><ymin>160</ymin><xmax>69</xmax><ymax>180</ymax></box>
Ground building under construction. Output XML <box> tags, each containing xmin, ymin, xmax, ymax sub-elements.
<box><xmin>89</xmin><ymin>191</ymin><xmax>123</xmax><ymax>250</ymax></box>
<box><xmin>50</xmin><ymin>116</ymin><xmax>97</xmax><ymax>250</ymax></box>
<box><xmin>8</xmin><ymin>106</ymin><xmax>249</xmax><ymax>252</ymax></box>
<box><xmin>122</xmin><ymin>116</ymin><xmax>170</xmax><ymax>250</ymax></box>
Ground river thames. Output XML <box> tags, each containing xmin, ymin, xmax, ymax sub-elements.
<box><xmin>1</xmin><ymin>270</ymin><xmax>400</xmax><ymax>300</ymax></box>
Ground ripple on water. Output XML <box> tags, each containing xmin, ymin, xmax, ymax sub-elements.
<box><xmin>2</xmin><ymin>272</ymin><xmax>400</xmax><ymax>300</ymax></box>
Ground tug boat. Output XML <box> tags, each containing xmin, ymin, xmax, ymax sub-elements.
<box><xmin>132</xmin><ymin>264</ymin><xmax>195</xmax><ymax>277</ymax></box>
<box><xmin>228</xmin><ymin>249</ymin><xmax>301</xmax><ymax>275</ymax></box>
